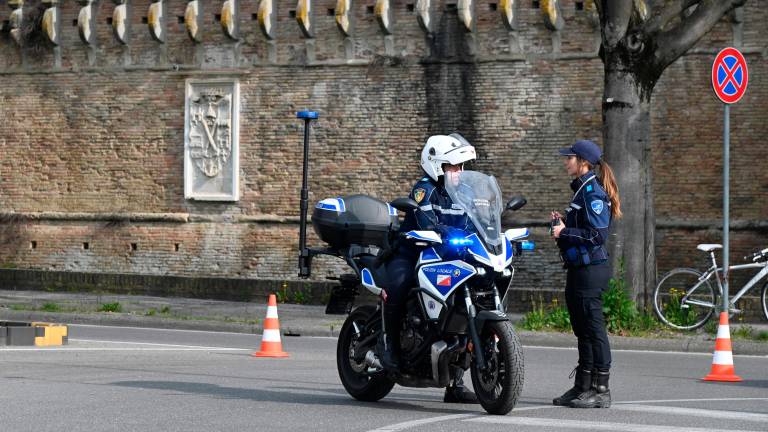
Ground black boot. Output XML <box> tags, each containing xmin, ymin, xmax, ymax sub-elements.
<box><xmin>444</xmin><ymin>368</ymin><xmax>479</xmax><ymax>404</ymax></box>
<box><xmin>381</xmin><ymin>308</ymin><xmax>401</xmax><ymax>371</ymax></box>
<box><xmin>571</xmin><ymin>370</ymin><xmax>611</xmax><ymax>408</ymax></box>
<box><xmin>553</xmin><ymin>368</ymin><xmax>591</xmax><ymax>406</ymax></box>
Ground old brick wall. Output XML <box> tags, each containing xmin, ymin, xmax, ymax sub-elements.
<box><xmin>0</xmin><ymin>1</ymin><xmax>766</xmax><ymax>309</ymax></box>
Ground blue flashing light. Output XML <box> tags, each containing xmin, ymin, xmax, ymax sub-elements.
<box><xmin>296</xmin><ymin>111</ymin><xmax>319</xmax><ymax>119</ymax></box>
<box><xmin>520</xmin><ymin>240</ymin><xmax>535</xmax><ymax>251</ymax></box>
<box><xmin>449</xmin><ymin>238</ymin><xmax>474</xmax><ymax>246</ymax></box>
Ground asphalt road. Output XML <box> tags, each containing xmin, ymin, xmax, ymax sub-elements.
<box><xmin>0</xmin><ymin>325</ymin><xmax>766</xmax><ymax>432</ymax></box>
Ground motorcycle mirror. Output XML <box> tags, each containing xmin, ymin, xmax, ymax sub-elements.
<box><xmin>390</xmin><ymin>197</ymin><xmax>420</xmax><ymax>212</ymax></box>
<box><xmin>505</xmin><ymin>196</ymin><xmax>527</xmax><ymax>211</ymax></box>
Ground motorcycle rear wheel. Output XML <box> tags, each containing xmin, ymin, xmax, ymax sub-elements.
<box><xmin>336</xmin><ymin>305</ymin><xmax>395</xmax><ymax>402</ymax></box>
<box><xmin>470</xmin><ymin>320</ymin><xmax>524</xmax><ymax>415</ymax></box>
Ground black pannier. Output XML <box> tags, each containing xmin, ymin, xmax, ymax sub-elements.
<box><xmin>312</xmin><ymin>194</ymin><xmax>399</xmax><ymax>249</ymax></box>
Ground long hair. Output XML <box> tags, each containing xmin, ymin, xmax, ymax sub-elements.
<box><xmin>579</xmin><ymin>158</ymin><xmax>622</xmax><ymax>219</ymax></box>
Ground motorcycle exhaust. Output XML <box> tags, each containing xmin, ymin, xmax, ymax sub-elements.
<box><xmin>430</xmin><ymin>341</ymin><xmax>448</xmax><ymax>384</ymax></box>
<box><xmin>364</xmin><ymin>350</ymin><xmax>382</xmax><ymax>371</ymax></box>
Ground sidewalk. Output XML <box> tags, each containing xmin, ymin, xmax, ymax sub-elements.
<box><xmin>0</xmin><ymin>289</ymin><xmax>766</xmax><ymax>355</ymax></box>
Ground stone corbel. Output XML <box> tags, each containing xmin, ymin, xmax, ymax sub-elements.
<box><xmin>415</xmin><ymin>0</ymin><xmax>433</xmax><ymax>34</ymax></box>
<box><xmin>257</xmin><ymin>0</ymin><xmax>276</xmax><ymax>40</ymax></box>
<box><xmin>584</xmin><ymin>0</ymin><xmax>598</xmax><ymax>28</ymax></box>
<box><xmin>499</xmin><ymin>0</ymin><xmax>517</xmax><ymax>31</ymax></box>
<box><xmin>112</xmin><ymin>0</ymin><xmax>131</xmax><ymax>44</ymax></box>
<box><xmin>335</xmin><ymin>0</ymin><xmax>352</xmax><ymax>37</ymax></box>
<box><xmin>296</xmin><ymin>0</ymin><xmax>314</xmax><ymax>38</ymax></box>
<box><xmin>148</xmin><ymin>0</ymin><xmax>165</xmax><ymax>43</ymax></box>
<box><xmin>41</xmin><ymin>0</ymin><xmax>60</xmax><ymax>46</ymax></box>
<box><xmin>457</xmin><ymin>0</ymin><xmax>474</xmax><ymax>33</ymax></box>
<box><xmin>8</xmin><ymin>0</ymin><xmax>24</xmax><ymax>45</ymax></box>
<box><xmin>541</xmin><ymin>0</ymin><xmax>564</xmax><ymax>31</ymax></box>
<box><xmin>221</xmin><ymin>0</ymin><xmax>239</xmax><ymax>40</ymax></box>
<box><xmin>77</xmin><ymin>0</ymin><xmax>98</xmax><ymax>45</ymax></box>
<box><xmin>631</xmin><ymin>0</ymin><xmax>648</xmax><ymax>23</ymax></box>
<box><xmin>374</xmin><ymin>0</ymin><xmax>392</xmax><ymax>35</ymax></box>
<box><xmin>184</xmin><ymin>0</ymin><xmax>202</xmax><ymax>42</ymax></box>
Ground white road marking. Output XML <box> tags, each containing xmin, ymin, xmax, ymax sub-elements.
<box><xmin>466</xmin><ymin>416</ymin><xmax>765</xmax><ymax>432</ymax></box>
<box><xmin>364</xmin><ymin>405</ymin><xmax>555</xmax><ymax>432</ymax></box>
<box><xmin>366</xmin><ymin>414</ymin><xmax>478</xmax><ymax>432</ymax></box>
<box><xmin>617</xmin><ymin>397</ymin><xmax>768</xmax><ymax>404</ymax></box>
<box><xmin>70</xmin><ymin>323</ymin><xmax>262</xmax><ymax>336</ymax></box>
<box><xmin>367</xmin><ymin>398</ymin><xmax>768</xmax><ymax>432</ymax></box>
<box><xmin>524</xmin><ymin>345</ymin><xmax>768</xmax><ymax>358</ymax></box>
<box><xmin>612</xmin><ymin>404</ymin><xmax>768</xmax><ymax>422</ymax></box>
<box><xmin>0</xmin><ymin>339</ymin><xmax>250</xmax><ymax>352</ymax></box>
<box><xmin>0</xmin><ymin>347</ymin><xmax>249</xmax><ymax>352</ymax></box>
<box><xmin>69</xmin><ymin>338</ymin><xmax>250</xmax><ymax>350</ymax></box>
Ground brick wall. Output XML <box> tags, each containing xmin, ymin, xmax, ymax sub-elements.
<box><xmin>0</xmin><ymin>1</ymin><xmax>766</xmax><ymax>308</ymax></box>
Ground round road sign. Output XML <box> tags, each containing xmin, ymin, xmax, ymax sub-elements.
<box><xmin>712</xmin><ymin>47</ymin><xmax>748</xmax><ymax>104</ymax></box>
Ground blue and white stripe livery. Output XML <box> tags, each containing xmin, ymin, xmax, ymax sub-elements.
<box><xmin>418</xmin><ymin>247</ymin><xmax>442</xmax><ymax>265</ymax></box>
<box><xmin>316</xmin><ymin>198</ymin><xmax>346</xmax><ymax>212</ymax></box>
<box><xmin>466</xmin><ymin>233</ymin><xmax>514</xmax><ymax>272</ymax></box>
<box><xmin>386</xmin><ymin>204</ymin><xmax>398</xmax><ymax>216</ymax></box>
<box><xmin>360</xmin><ymin>268</ymin><xmax>382</xmax><ymax>296</ymax></box>
<box><xmin>405</xmin><ymin>230</ymin><xmax>442</xmax><ymax>243</ymax></box>
<box><xmin>417</xmin><ymin>260</ymin><xmax>476</xmax><ymax>301</ymax></box>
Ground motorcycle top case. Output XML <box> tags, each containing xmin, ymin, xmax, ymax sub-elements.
<box><xmin>312</xmin><ymin>194</ymin><xmax>399</xmax><ymax>249</ymax></box>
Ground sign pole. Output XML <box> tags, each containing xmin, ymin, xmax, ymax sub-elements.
<box><xmin>722</xmin><ymin>103</ymin><xmax>729</xmax><ymax>313</ymax></box>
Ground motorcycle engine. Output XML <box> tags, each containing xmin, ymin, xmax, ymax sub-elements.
<box><xmin>399</xmin><ymin>301</ymin><xmax>429</xmax><ymax>358</ymax></box>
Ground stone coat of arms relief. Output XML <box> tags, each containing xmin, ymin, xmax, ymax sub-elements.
<box><xmin>184</xmin><ymin>80</ymin><xmax>240</xmax><ymax>201</ymax></box>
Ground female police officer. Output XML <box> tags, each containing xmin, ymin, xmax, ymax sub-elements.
<box><xmin>550</xmin><ymin>139</ymin><xmax>622</xmax><ymax>409</ymax></box>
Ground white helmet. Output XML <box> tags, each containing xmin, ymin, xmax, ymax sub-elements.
<box><xmin>420</xmin><ymin>133</ymin><xmax>477</xmax><ymax>181</ymax></box>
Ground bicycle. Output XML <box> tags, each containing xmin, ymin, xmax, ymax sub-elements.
<box><xmin>653</xmin><ymin>244</ymin><xmax>768</xmax><ymax>330</ymax></box>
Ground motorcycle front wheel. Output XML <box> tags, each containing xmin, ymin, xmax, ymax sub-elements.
<box><xmin>470</xmin><ymin>320</ymin><xmax>524</xmax><ymax>415</ymax></box>
<box><xmin>336</xmin><ymin>305</ymin><xmax>394</xmax><ymax>402</ymax></box>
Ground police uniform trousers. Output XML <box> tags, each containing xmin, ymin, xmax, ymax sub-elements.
<box><xmin>565</xmin><ymin>261</ymin><xmax>612</xmax><ymax>371</ymax></box>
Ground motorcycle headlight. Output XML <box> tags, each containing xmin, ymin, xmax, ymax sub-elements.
<box><xmin>475</xmin><ymin>267</ymin><xmax>487</xmax><ymax>276</ymax></box>
<box><xmin>502</xmin><ymin>268</ymin><xmax>511</xmax><ymax>277</ymax></box>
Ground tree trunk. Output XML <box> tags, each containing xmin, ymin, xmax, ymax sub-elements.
<box><xmin>602</xmin><ymin>65</ymin><xmax>656</xmax><ymax>306</ymax></box>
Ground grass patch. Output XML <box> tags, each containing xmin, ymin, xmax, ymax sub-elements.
<box><xmin>159</xmin><ymin>306</ymin><xmax>171</xmax><ymax>314</ymax></box>
<box><xmin>145</xmin><ymin>308</ymin><xmax>156</xmax><ymax>316</ymax></box>
<box><xmin>99</xmin><ymin>302</ymin><xmax>122</xmax><ymax>313</ymax></box>
<box><xmin>40</xmin><ymin>302</ymin><xmax>62</xmax><ymax>312</ymax></box>
<box><xmin>9</xmin><ymin>304</ymin><xmax>31</xmax><ymax>311</ymax></box>
<box><xmin>520</xmin><ymin>260</ymin><xmax>661</xmax><ymax>337</ymax></box>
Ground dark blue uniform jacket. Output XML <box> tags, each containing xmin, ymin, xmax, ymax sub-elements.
<box><xmin>400</xmin><ymin>176</ymin><xmax>473</xmax><ymax>237</ymax></box>
<box><xmin>557</xmin><ymin>171</ymin><xmax>611</xmax><ymax>267</ymax></box>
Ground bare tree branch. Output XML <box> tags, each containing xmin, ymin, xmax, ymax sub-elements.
<box><xmin>602</xmin><ymin>0</ymin><xmax>634</xmax><ymax>49</ymax></box>
<box><xmin>655</xmin><ymin>0</ymin><xmax>747</xmax><ymax>68</ymax></box>
<box><xmin>643</xmin><ymin>0</ymin><xmax>702</xmax><ymax>34</ymax></box>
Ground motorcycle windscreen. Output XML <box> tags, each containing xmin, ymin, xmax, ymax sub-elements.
<box><xmin>444</xmin><ymin>170</ymin><xmax>503</xmax><ymax>248</ymax></box>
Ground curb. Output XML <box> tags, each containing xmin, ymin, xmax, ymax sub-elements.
<box><xmin>3</xmin><ymin>309</ymin><xmax>766</xmax><ymax>356</ymax></box>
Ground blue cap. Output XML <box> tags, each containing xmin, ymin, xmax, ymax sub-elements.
<box><xmin>296</xmin><ymin>111</ymin><xmax>319</xmax><ymax>119</ymax></box>
<box><xmin>558</xmin><ymin>140</ymin><xmax>602</xmax><ymax>165</ymax></box>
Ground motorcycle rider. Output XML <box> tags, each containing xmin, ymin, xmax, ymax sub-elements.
<box><xmin>381</xmin><ymin>133</ymin><xmax>479</xmax><ymax>404</ymax></box>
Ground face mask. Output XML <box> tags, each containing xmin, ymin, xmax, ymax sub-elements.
<box><xmin>446</xmin><ymin>170</ymin><xmax>461</xmax><ymax>187</ymax></box>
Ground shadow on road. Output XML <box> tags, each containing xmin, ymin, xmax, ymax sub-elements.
<box><xmin>110</xmin><ymin>380</ymin><xmax>520</xmax><ymax>415</ymax></box>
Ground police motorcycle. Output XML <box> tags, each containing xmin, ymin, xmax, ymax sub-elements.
<box><xmin>294</xmin><ymin>114</ymin><xmax>531</xmax><ymax>415</ymax></box>
<box><xmin>301</xmin><ymin>185</ymin><xmax>531</xmax><ymax>415</ymax></box>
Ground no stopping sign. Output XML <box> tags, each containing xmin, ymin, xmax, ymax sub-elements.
<box><xmin>712</xmin><ymin>47</ymin><xmax>748</xmax><ymax>104</ymax></box>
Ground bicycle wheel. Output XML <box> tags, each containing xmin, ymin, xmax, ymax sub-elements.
<box><xmin>654</xmin><ymin>268</ymin><xmax>716</xmax><ymax>330</ymax></box>
<box><xmin>761</xmin><ymin>282</ymin><xmax>768</xmax><ymax>321</ymax></box>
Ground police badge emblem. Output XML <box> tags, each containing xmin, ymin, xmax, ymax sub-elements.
<box><xmin>414</xmin><ymin>188</ymin><xmax>426</xmax><ymax>203</ymax></box>
<box><xmin>591</xmin><ymin>200</ymin><xmax>604</xmax><ymax>215</ymax></box>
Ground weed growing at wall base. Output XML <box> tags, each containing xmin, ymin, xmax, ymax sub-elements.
<box><xmin>520</xmin><ymin>260</ymin><xmax>659</xmax><ymax>336</ymax></box>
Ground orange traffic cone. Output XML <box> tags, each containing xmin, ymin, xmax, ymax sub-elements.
<box><xmin>253</xmin><ymin>294</ymin><xmax>289</xmax><ymax>358</ymax></box>
<box><xmin>703</xmin><ymin>312</ymin><xmax>742</xmax><ymax>382</ymax></box>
